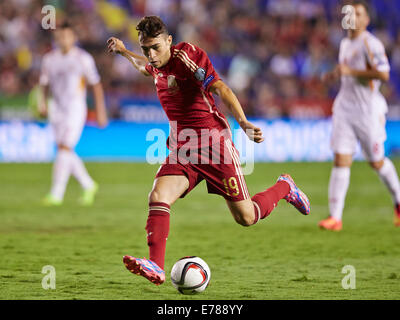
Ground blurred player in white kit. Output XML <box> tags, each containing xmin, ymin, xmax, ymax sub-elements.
<box><xmin>319</xmin><ymin>1</ymin><xmax>400</xmax><ymax>230</ymax></box>
<box><xmin>38</xmin><ymin>22</ymin><xmax>108</xmax><ymax>206</ymax></box>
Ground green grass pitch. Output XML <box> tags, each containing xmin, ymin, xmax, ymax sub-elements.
<box><xmin>0</xmin><ymin>161</ymin><xmax>399</xmax><ymax>300</ymax></box>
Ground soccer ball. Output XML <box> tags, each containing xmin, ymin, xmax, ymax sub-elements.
<box><xmin>170</xmin><ymin>256</ymin><xmax>211</xmax><ymax>295</ymax></box>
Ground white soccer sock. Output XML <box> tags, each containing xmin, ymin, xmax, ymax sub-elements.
<box><xmin>69</xmin><ymin>152</ymin><xmax>94</xmax><ymax>190</ymax></box>
<box><xmin>50</xmin><ymin>149</ymin><xmax>73</xmax><ymax>200</ymax></box>
<box><xmin>376</xmin><ymin>158</ymin><xmax>400</xmax><ymax>205</ymax></box>
<box><xmin>328</xmin><ymin>167</ymin><xmax>351</xmax><ymax>221</ymax></box>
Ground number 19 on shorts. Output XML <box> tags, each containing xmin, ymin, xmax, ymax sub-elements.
<box><xmin>222</xmin><ymin>177</ymin><xmax>240</xmax><ymax>197</ymax></box>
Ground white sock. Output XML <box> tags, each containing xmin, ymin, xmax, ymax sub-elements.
<box><xmin>50</xmin><ymin>150</ymin><xmax>72</xmax><ymax>200</ymax></box>
<box><xmin>70</xmin><ymin>152</ymin><xmax>94</xmax><ymax>190</ymax></box>
<box><xmin>328</xmin><ymin>167</ymin><xmax>350</xmax><ymax>221</ymax></box>
<box><xmin>376</xmin><ymin>158</ymin><xmax>400</xmax><ymax>205</ymax></box>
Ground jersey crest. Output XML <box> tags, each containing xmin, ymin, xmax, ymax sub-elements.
<box><xmin>167</xmin><ymin>75</ymin><xmax>179</xmax><ymax>94</ymax></box>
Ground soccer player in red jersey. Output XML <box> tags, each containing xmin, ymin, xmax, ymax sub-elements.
<box><xmin>107</xmin><ymin>16</ymin><xmax>310</xmax><ymax>285</ymax></box>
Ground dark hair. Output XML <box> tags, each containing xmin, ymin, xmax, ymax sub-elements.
<box><xmin>353</xmin><ymin>0</ymin><xmax>370</xmax><ymax>16</ymax></box>
<box><xmin>57</xmin><ymin>20</ymin><xmax>74</xmax><ymax>31</ymax></box>
<box><xmin>136</xmin><ymin>16</ymin><xmax>168</xmax><ymax>39</ymax></box>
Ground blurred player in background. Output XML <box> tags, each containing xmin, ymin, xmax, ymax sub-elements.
<box><xmin>319</xmin><ymin>1</ymin><xmax>400</xmax><ymax>231</ymax></box>
<box><xmin>107</xmin><ymin>16</ymin><xmax>310</xmax><ymax>285</ymax></box>
<box><xmin>38</xmin><ymin>22</ymin><xmax>108</xmax><ymax>206</ymax></box>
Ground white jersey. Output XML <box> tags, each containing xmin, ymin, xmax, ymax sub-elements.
<box><xmin>39</xmin><ymin>46</ymin><xmax>100</xmax><ymax>124</ymax></box>
<box><xmin>333</xmin><ymin>31</ymin><xmax>390</xmax><ymax>117</ymax></box>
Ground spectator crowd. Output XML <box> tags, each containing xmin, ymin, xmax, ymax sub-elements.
<box><xmin>1</xmin><ymin>0</ymin><xmax>400</xmax><ymax>119</ymax></box>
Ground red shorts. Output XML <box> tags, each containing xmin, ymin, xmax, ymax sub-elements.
<box><xmin>155</xmin><ymin>139</ymin><xmax>250</xmax><ymax>202</ymax></box>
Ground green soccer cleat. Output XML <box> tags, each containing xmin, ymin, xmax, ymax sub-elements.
<box><xmin>42</xmin><ymin>194</ymin><xmax>63</xmax><ymax>206</ymax></box>
<box><xmin>79</xmin><ymin>182</ymin><xmax>99</xmax><ymax>206</ymax></box>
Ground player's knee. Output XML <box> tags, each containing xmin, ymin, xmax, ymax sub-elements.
<box><xmin>334</xmin><ymin>154</ymin><xmax>352</xmax><ymax>167</ymax></box>
<box><xmin>148</xmin><ymin>189</ymin><xmax>161</xmax><ymax>204</ymax></box>
<box><xmin>334</xmin><ymin>158</ymin><xmax>351</xmax><ymax>168</ymax></box>
<box><xmin>148</xmin><ymin>188</ymin><xmax>170</xmax><ymax>205</ymax></box>
<box><xmin>58</xmin><ymin>144</ymin><xmax>71</xmax><ymax>152</ymax></box>
<box><xmin>238</xmin><ymin>217</ymin><xmax>253</xmax><ymax>227</ymax></box>
<box><xmin>232</xmin><ymin>212</ymin><xmax>253</xmax><ymax>227</ymax></box>
<box><xmin>369</xmin><ymin>160</ymin><xmax>384</xmax><ymax>170</ymax></box>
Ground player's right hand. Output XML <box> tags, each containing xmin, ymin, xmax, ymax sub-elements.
<box><xmin>107</xmin><ymin>37</ymin><xmax>126</xmax><ymax>54</ymax></box>
<box><xmin>241</xmin><ymin>120</ymin><xmax>264</xmax><ymax>143</ymax></box>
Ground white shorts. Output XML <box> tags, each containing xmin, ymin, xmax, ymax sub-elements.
<box><xmin>51</xmin><ymin>120</ymin><xmax>85</xmax><ymax>149</ymax></box>
<box><xmin>331</xmin><ymin>113</ymin><xmax>387</xmax><ymax>162</ymax></box>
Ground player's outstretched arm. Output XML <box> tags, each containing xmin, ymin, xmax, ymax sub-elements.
<box><xmin>107</xmin><ymin>37</ymin><xmax>150</xmax><ymax>76</ymax></box>
<box><xmin>210</xmin><ymin>80</ymin><xmax>264</xmax><ymax>143</ymax></box>
<box><xmin>91</xmin><ymin>82</ymin><xmax>108</xmax><ymax>128</ymax></box>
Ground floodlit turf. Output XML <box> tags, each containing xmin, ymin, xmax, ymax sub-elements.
<box><xmin>0</xmin><ymin>161</ymin><xmax>399</xmax><ymax>300</ymax></box>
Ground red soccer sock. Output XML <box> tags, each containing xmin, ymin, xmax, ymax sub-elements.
<box><xmin>145</xmin><ymin>202</ymin><xmax>170</xmax><ymax>270</ymax></box>
<box><xmin>251</xmin><ymin>181</ymin><xmax>290</xmax><ymax>224</ymax></box>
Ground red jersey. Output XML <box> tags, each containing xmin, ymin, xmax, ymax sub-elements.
<box><xmin>145</xmin><ymin>42</ymin><xmax>231</xmax><ymax>149</ymax></box>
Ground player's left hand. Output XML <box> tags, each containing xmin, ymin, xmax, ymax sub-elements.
<box><xmin>241</xmin><ymin>121</ymin><xmax>264</xmax><ymax>143</ymax></box>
